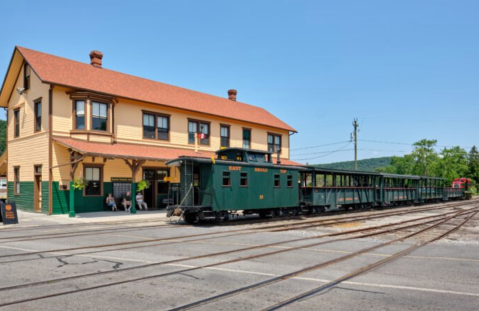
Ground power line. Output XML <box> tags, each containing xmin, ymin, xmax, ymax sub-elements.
<box><xmin>291</xmin><ymin>141</ymin><xmax>351</xmax><ymax>152</ymax></box>
<box><xmin>292</xmin><ymin>142</ymin><xmax>352</xmax><ymax>161</ymax></box>
<box><xmin>292</xmin><ymin>148</ymin><xmax>408</xmax><ymax>157</ymax></box>
<box><xmin>359</xmin><ymin>139</ymin><xmax>473</xmax><ymax>149</ymax></box>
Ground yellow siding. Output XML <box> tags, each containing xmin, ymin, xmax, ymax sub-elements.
<box><xmin>52</xmin><ymin>86</ymin><xmax>73</xmax><ymax>133</ymax></box>
<box><xmin>50</xmin><ymin>92</ymin><xmax>291</xmax><ymax>159</ymax></box>
<box><xmin>7</xmin><ymin>69</ymin><xmax>50</xmax><ymax>182</ymax></box>
<box><xmin>8</xmin><ymin>133</ymin><xmax>49</xmax><ymax>181</ymax></box>
<box><xmin>89</xmin><ymin>135</ymin><xmax>112</xmax><ymax>143</ymax></box>
<box><xmin>52</xmin><ymin>141</ymin><xmax>72</xmax><ymax>183</ymax></box>
<box><xmin>113</xmin><ymin>99</ymin><xmax>291</xmax><ymax>159</ymax></box>
<box><xmin>8</xmin><ymin>69</ymin><xmax>50</xmax><ymax>141</ymax></box>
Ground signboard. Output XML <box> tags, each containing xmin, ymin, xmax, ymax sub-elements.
<box><xmin>163</xmin><ymin>176</ymin><xmax>180</xmax><ymax>183</ymax></box>
<box><xmin>111</xmin><ymin>177</ymin><xmax>132</xmax><ymax>182</ymax></box>
<box><xmin>0</xmin><ymin>202</ymin><xmax>19</xmax><ymax>225</ymax></box>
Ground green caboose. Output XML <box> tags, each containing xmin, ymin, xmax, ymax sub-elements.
<box><xmin>166</xmin><ymin>148</ymin><xmax>303</xmax><ymax>223</ymax></box>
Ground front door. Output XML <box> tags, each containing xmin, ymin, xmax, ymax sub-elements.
<box><xmin>34</xmin><ymin>166</ymin><xmax>42</xmax><ymax>212</ymax></box>
<box><xmin>143</xmin><ymin>169</ymin><xmax>155</xmax><ymax>208</ymax></box>
<box><xmin>142</xmin><ymin>168</ymin><xmax>170</xmax><ymax>209</ymax></box>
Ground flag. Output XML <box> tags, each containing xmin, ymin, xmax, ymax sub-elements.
<box><xmin>211</xmin><ymin>155</ymin><xmax>216</xmax><ymax>164</ymax></box>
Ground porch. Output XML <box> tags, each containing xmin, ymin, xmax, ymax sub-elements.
<box><xmin>52</xmin><ymin>137</ymin><xmax>215</xmax><ymax>216</ymax></box>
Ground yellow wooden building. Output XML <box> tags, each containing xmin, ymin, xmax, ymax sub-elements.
<box><xmin>0</xmin><ymin>47</ymin><xmax>298</xmax><ymax>215</ymax></box>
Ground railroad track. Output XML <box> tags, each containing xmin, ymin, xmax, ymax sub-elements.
<box><xmin>0</xmin><ymin>198</ymin><xmax>473</xmax><ymax>241</ymax></box>
<box><xmin>167</xmin><ymin>208</ymin><xmax>478</xmax><ymax>311</ymax></box>
<box><xmin>0</xmin><ymin>200</ymin><xmax>473</xmax><ymax>262</ymax></box>
<box><xmin>0</xmin><ymin>204</ymin><xmax>476</xmax><ymax>308</ymax></box>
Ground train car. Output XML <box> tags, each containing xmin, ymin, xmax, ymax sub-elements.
<box><xmin>451</xmin><ymin>178</ymin><xmax>471</xmax><ymax>189</ymax></box>
<box><xmin>165</xmin><ymin>148</ymin><xmax>471</xmax><ymax>224</ymax></box>
<box><xmin>418</xmin><ymin>176</ymin><xmax>445</xmax><ymax>203</ymax></box>
<box><xmin>445</xmin><ymin>178</ymin><xmax>470</xmax><ymax>200</ymax></box>
<box><xmin>378</xmin><ymin>173</ymin><xmax>419</xmax><ymax>206</ymax></box>
<box><xmin>299</xmin><ymin>168</ymin><xmax>379</xmax><ymax>212</ymax></box>
<box><xmin>166</xmin><ymin>148</ymin><xmax>304</xmax><ymax>223</ymax></box>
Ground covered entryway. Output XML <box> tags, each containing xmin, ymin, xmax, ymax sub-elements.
<box><xmin>142</xmin><ymin>168</ymin><xmax>170</xmax><ymax>209</ymax></box>
<box><xmin>52</xmin><ymin>136</ymin><xmax>216</xmax><ymax>216</ymax></box>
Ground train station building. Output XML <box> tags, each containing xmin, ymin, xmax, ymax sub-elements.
<box><xmin>0</xmin><ymin>47</ymin><xmax>298</xmax><ymax>215</ymax></box>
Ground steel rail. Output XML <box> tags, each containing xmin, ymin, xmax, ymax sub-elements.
<box><xmin>0</xmin><ymin>196</ymin><xmax>473</xmax><ymax>235</ymax></box>
<box><xmin>0</xmin><ymin>207</ymin><xmax>475</xmax><ymax>307</ymax></box>
<box><xmin>0</xmin><ymin>199</ymin><xmax>472</xmax><ymax>243</ymax></box>
<box><xmin>0</xmin><ymin>200</ymin><xmax>470</xmax><ymax>259</ymax></box>
<box><xmin>0</xmin><ymin>204</ymin><xmax>469</xmax><ymax>268</ymax></box>
<box><xmin>166</xmin><ymin>208</ymin><xmax>478</xmax><ymax>311</ymax></box>
<box><xmin>260</xmin><ymin>210</ymin><xmax>479</xmax><ymax>311</ymax></box>
<box><xmin>0</xmin><ymin>207</ymin><xmax>463</xmax><ymax>290</ymax></box>
<box><xmin>0</xmin><ymin>222</ymin><xmax>181</xmax><ymax>242</ymax></box>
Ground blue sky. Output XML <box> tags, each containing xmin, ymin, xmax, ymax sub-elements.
<box><xmin>0</xmin><ymin>0</ymin><xmax>477</xmax><ymax>164</ymax></box>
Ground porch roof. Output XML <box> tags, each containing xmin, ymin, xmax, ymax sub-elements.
<box><xmin>53</xmin><ymin>137</ymin><xmax>216</xmax><ymax>162</ymax></box>
<box><xmin>53</xmin><ymin>136</ymin><xmax>303</xmax><ymax>166</ymax></box>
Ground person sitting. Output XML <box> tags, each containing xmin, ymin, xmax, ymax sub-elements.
<box><xmin>136</xmin><ymin>192</ymin><xmax>148</xmax><ymax>210</ymax></box>
<box><xmin>106</xmin><ymin>193</ymin><xmax>118</xmax><ymax>211</ymax></box>
<box><xmin>122</xmin><ymin>191</ymin><xmax>132</xmax><ymax>212</ymax></box>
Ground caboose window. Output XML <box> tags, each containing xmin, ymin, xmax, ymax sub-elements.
<box><xmin>222</xmin><ymin>172</ymin><xmax>231</xmax><ymax>187</ymax></box>
<box><xmin>274</xmin><ymin>174</ymin><xmax>280</xmax><ymax>187</ymax></box>
<box><xmin>287</xmin><ymin>175</ymin><xmax>293</xmax><ymax>187</ymax></box>
<box><xmin>240</xmin><ymin>172</ymin><xmax>248</xmax><ymax>187</ymax></box>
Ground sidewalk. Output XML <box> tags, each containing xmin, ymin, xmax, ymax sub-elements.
<box><xmin>0</xmin><ymin>209</ymin><xmax>172</xmax><ymax>228</ymax></box>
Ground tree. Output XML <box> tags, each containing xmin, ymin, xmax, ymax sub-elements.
<box><xmin>468</xmin><ymin>146</ymin><xmax>479</xmax><ymax>184</ymax></box>
<box><xmin>411</xmin><ymin>139</ymin><xmax>439</xmax><ymax>176</ymax></box>
<box><xmin>437</xmin><ymin>146</ymin><xmax>468</xmax><ymax>185</ymax></box>
<box><xmin>389</xmin><ymin>155</ymin><xmax>415</xmax><ymax>175</ymax></box>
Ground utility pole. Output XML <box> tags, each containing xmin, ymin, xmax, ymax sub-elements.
<box><xmin>351</xmin><ymin>118</ymin><xmax>359</xmax><ymax>170</ymax></box>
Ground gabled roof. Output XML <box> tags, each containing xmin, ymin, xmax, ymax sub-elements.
<box><xmin>5</xmin><ymin>46</ymin><xmax>295</xmax><ymax>132</ymax></box>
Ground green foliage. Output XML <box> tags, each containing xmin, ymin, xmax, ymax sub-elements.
<box><xmin>411</xmin><ymin>139</ymin><xmax>439</xmax><ymax>176</ymax></box>
<box><xmin>0</xmin><ymin>120</ymin><xmax>6</xmax><ymax>154</ymax></box>
<box><xmin>319</xmin><ymin>140</ymin><xmax>479</xmax><ymax>188</ymax></box>
<box><xmin>467</xmin><ymin>146</ymin><xmax>479</xmax><ymax>185</ymax></box>
<box><xmin>316</xmin><ymin>157</ymin><xmax>392</xmax><ymax>172</ymax></box>
<box><xmin>437</xmin><ymin>146</ymin><xmax>468</xmax><ymax>184</ymax></box>
<box><xmin>137</xmin><ymin>179</ymin><xmax>151</xmax><ymax>192</ymax></box>
<box><xmin>72</xmin><ymin>177</ymin><xmax>89</xmax><ymax>190</ymax></box>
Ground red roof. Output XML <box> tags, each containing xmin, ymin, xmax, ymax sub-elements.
<box><xmin>17</xmin><ymin>47</ymin><xmax>296</xmax><ymax>132</ymax></box>
<box><xmin>53</xmin><ymin>136</ymin><xmax>303</xmax><ymax>166</ymax></box>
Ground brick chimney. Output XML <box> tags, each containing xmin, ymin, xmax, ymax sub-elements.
<box><xmin>228</xmin><ymin>89</ymin><xmax>237</xmax><ymax>101</ymax></box>
<box><xmin>89</xmin><ymin>50</ymin><xmax>103</xmax><ymax>68</ymax></box>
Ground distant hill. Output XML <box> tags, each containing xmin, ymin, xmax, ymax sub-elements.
<box><xmin>314</xmin><ymin>157</ymin><xmax>392</xmax><ymax>172</ymax></box>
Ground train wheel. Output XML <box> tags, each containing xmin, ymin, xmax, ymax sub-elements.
<box><xmin>259</xmin><ymin>211</ymin><xmax>268</xmax><ymax>219</ymax></box>
<box><xmin>184</xmin><ymin>213</ymin><xmax>197</xmax><ymax>225</ymax></box>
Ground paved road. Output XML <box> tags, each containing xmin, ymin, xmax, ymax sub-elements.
<box><xmin>0</xmin><ymin>205</ymin><xmax>477</xmax><ymax>311</ymax></box>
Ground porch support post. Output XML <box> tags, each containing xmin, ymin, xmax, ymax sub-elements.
<box><xmin>68</xmin><ymin>150</ymin><xmax>83</xmax><ymax>218</ymax></box>
<box><xmin>124</xmin><ymin>159</ymin><xmax>145</xmax><ymax>214</ymax></box>
<box><xmin>69</xmin><ymin>182</ymin><xmax>75</xmax><ymax>217</ymax></box>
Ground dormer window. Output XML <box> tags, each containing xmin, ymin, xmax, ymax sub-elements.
<box><xmin>24</xmin><ymin>64</ymin><xmax>31</xmax><ymax>90</ymax></box>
